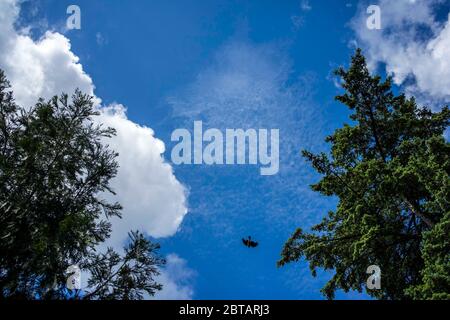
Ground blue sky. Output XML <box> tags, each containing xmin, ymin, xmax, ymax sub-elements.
<box><xmin>4</xmin><ymin>0</ymin><xmax>450</xmax><ymax>299</ymax></box>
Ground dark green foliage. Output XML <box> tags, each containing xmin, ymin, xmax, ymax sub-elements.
<box><xmin>0</xmin><ymin>70</ymin><xmax>164</xmax><ymax>299</ymax></box>
<box><xmin>279</xmin><ymin>50</ymin><xmax>450</xmax><ymax>300</ymax></box>
<box><xmin>82</xmin><ymin>231</ymin><xmax>164</xmax><ymax>300</ymax></box>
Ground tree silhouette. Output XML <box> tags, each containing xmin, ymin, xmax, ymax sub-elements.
<box><xmin>0</xmin><ymin>70</ymin><xmax>164</xmax><ymax>299</ymax></box>
<box><xmin>279</xmin><ymin>50</ymin><xmax>450</xmax><ymax>300</ymax></box>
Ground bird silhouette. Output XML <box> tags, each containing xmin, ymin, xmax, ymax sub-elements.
<box><xmin>242</xmin><ymin>236</ymin><xmax>258</xmax><ymax>248</ymax></box>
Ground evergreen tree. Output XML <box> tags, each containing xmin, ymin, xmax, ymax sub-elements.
<box><xmin>279</xmin><ymin>50</ymin><xmax>450</xmax><ymax>300</ymax></box>
<box><xmin>0</xmin><ymin>70</ymin><xmax>164</xmax><ymax>299</ymax></box>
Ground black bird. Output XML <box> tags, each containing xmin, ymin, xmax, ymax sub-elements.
<box><xmin>242</xmin><ymin>236</ymin><xmax>258</xmax><ymax>248</ymax></box>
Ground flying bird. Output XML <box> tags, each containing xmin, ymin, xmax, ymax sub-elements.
<box><xmin>242</xmin><ymin>236</ymin><xmax>258</xmax><ymax>248</ymax></box>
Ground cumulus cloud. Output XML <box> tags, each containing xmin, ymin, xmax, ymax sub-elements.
<box><xmin>97</xmin><ymin>105</ymin><xmax>187</xmax><ymax>245</ymax></box>
<box><xmin>0</xmin><ymin>0</ymin><xmax>187</xmax><ymax>242</ymax></box>
<box><xmin>351</xmin><ymin>0</ymin><xmax>450</xmax><ymax>107</ymax></box>
<box><xmin>0</xmin><ymin>0</ymin><xmax>96</xmax><ymax>108</ymax></box>
<box><xmin>0</xmin><ymin>0</ymin><xmax>190</xmax><ymax>297</ymax></box>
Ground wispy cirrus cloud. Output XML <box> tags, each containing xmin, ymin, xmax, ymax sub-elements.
<box><xmin>167</xmin><ymin>40</ymin><xmax>331</xmax><ymax>243</ymax></box>
<box><xmin>300</xmin><ymin>0</ymin><xmax>312</xmax><ymax>12</ymax></box>
<box><xmin>153</xmin><ymin>254</ymin><xmax>195</xmax><ymax>300</ymax></box>
<box><xmin>291</xmin><ymin>0</ymin><xmax>313</xmax><ymax>30</ymax></box>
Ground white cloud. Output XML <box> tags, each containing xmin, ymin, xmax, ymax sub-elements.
<box><xmin>0</xmin><ymin>0</ymin><xmax>187</xmax><ymax>240</ymax></box>
<box><xmin>169</xmin><ymin>41</ymin><xmax>295</xmax><ymax>130</ymax></box>
<box><xmin>291</xmin><ymin>15</ymin><xmax>304</xmax><ymax>29</ymax></box>
<box><xmin>152</xmin><ymin>254</ymin><xmax>195</xmax><ymax>300</ymax></box>
<box><xmin>167</xmin><ymin>40</ymin><xmax>329</xmax><ymax>240</ymax></box>
<box><xmin>96</xmin><ymin>32</ymin><xmax>107</xmax><ymax>46</ymax></box>
<box><xmin>300</xmin><ymin>0</ymin><xmax>312</xmax><ymax>12</ymax></box>
<box><xmin>291</xmin><ymin>0</ymin><xmax>312</xmax><ymax>30</ymax></box>
<box><xmin>0</xmin><ymin>1</ymin><xmax>96</xmax><ymax>108</ymax></box>
<box><xmin>351</xmin><ymin>0</ymin><xmax>450</xmax><ymax>106</ymax></box>
<box><xmin>0</xmin><ymin>0</ymin><xmax>190</xmax><ymax>297</ymax></box>
<box><xmin>97</xmin><ymin>105</ymin><xmax>187</xmax><ymax>245</ymax></box>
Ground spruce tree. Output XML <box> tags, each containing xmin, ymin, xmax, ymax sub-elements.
<box><xmin>279</xmin><ymin>50</ymin><xmax>450</xmax><ymax>300</ymax></box>
<box><xmin>0</xmin><ymin>70</ymin><xmax>164</xmax><ymax>299</ymax></box>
